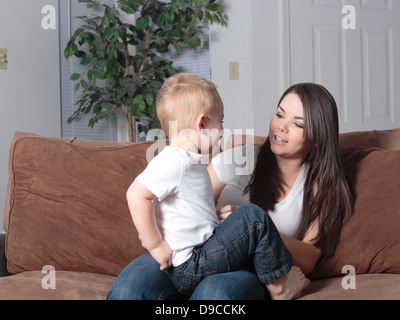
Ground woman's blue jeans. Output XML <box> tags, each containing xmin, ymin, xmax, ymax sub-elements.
<box><xmin>107</xmin><ymin>204</ymin><xmax>292</xmax><ymax>300</ymax></box>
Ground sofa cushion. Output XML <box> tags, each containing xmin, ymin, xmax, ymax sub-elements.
<box><xmin>310</xmin><ymin>150</ymin><xmax>400</xmax><ymax>279</ymax></box>
<box><xmin>300</xmin><ymin>274</ymin><xmax>400</xmax><ymax>300</ymax></box>
<box><xmin>3</xmin><ymin>132</ymin><xmax>165</xmax><ymax>276</ymax></box>
<box><xmin>0</xmin><ymin>271</ymin><xmax>115</xmax><ymax>300</ymax></box>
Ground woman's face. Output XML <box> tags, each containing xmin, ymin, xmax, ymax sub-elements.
<box><xmin>269</xmin><ymin>92</ymin><xmax>309</xmax><ymax>161</ymax></box>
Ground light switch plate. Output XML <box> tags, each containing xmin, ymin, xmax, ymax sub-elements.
<box><xmin>0</xmin><ymin>48</ymin><xmax>7</xmax><ymax>70</ymax></box>
<box><xmin>229</xmin><ymin>62</ymin><xmax>240</xmax><ymax>81</ymax></box>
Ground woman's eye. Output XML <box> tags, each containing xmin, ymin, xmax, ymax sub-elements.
<box><xmin>276</xmin><ymin>113</ymin><xmax>283</xmax><ymax>119</ymax></box>
<box><xmin>295</xmin><ymin>123</ymin><xmax>304</xmax><ymax>129</ymax></box>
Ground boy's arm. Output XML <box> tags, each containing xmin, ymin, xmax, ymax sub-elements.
<box><xmin>126</xmin><ymin>180</ymin><xmax>172</xmax><ymax>270</ymax></box>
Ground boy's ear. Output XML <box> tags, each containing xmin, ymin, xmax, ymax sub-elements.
<box><xmin>194</xmin><ymin>114</ymin><xmax>207</xmax><ymax>132</ymax></box>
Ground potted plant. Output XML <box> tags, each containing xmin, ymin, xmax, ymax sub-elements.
<box><xmin>64</xmin><ymin>0</ymin><xmax>224</xmax><ymax>142</ymax></box>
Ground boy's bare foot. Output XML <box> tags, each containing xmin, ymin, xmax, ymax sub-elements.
<box><xmin>266</xmin><ymin>266</ymin><xmax>310</xmax><ymax>300</ymax></box>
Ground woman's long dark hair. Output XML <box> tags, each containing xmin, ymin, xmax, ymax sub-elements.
<box><xmin>245</xmin><ymin>83</ymin><xmax>354</xmax><ymax>257</ymax></box>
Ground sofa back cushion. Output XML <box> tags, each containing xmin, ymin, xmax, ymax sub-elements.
<box><xmin>339</xmin><ymin>128</ymin><xmax>400</xmax><ymax>151</ymax></box>
<box><xmin>4</xmin><ymin>132</ymin><xmax>166</xmax><ymax>276</ymax></box>
<box><xmin>310</xmin><ymin>149</ymin><xmax>400</xmax><ymax>279</ymax></box>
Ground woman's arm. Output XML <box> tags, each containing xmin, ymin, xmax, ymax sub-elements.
<box><xmin>207</xmin><ymin>163</ymin><xmax>225</xmax><ymax>204</ymax></box>
<box><xmin>280</xmin><ymin>221</ymin><xmax>321</xmax><ymax>276</ymax></box>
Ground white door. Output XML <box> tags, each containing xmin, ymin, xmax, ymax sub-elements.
<box><xmin>289</xmin><ymin>0</ymin><xmax>400</xmax><ymax>133</ymax></box>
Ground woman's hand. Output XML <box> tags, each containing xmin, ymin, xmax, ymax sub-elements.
<box><xmin>217</xmin><ymin>205</ymin><xmax>239</xmax><ymax>223</ymax></box>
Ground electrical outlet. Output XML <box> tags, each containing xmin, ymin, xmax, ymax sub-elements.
<box><xmin>229</xmin><ymin>62</ymin><xmax>240</xmax><ymax>81</ymax></box>
<box><xmin>0</xmin><ymin>48</ymin><xmax>7</xmax><ymax>70</ymax></box>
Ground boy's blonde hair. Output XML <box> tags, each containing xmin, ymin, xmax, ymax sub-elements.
<box><xmin>156</xmin><ymin>73</ymin><xmax>222</xmax><ymax>137</ymax></box>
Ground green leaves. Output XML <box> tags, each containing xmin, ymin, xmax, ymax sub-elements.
<box><xmin>70</xmin><ymin>73</ymin><xmax>81</xmax><ymax>81</ymax></box>
<box><xmin>65</xmin><ymin>0</ymin><xmax>225</xmax><ymax>142</ymax></box>
<box><xmin>136</xmin><ymin>16</ymin><xmax>150</xmax><ymax>31</ymax></box>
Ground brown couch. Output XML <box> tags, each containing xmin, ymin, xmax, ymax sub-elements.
<box><xmin>0</xmin><ymin>129</ymin><xmax>399</xmax><ymax>300</ymax></box>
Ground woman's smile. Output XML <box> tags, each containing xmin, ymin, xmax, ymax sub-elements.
<box><xmin>274</xmin><ymin>135</ymin><xmax>288</xmax><ymax>144</ymax></box>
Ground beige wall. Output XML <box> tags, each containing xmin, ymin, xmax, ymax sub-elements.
<box><xmin>0</xmin><ymin>0</ymin><xmax>61</xmax><ymax>232</ymax></box>
<box><xmin>210</xmin><ymin>0</ymin><xmax>289</xmax><ymax>138</ymax></box>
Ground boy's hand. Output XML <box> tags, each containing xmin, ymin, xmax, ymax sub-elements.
<box><xmin>217</xmin><ymin>205</ymin><xmax>239</xmax><ymax>223</ymax></box>
<box><xmin>149</xmin><ymin>240</ymin><xmax>173</xmax><ymax>271</ymax></box>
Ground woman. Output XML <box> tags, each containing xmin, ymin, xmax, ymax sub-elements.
<box><xmin>107</xmin><ymin>83</ymin><xmax>353</xmax><ymax>300</ymax></box>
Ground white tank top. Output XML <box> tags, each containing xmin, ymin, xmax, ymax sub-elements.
<box><xmin>212</xmin><ymin>145</ymin><xmax>305</xmax><ymax>237</ymax></box>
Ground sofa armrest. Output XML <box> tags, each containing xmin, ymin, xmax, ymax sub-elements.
<box><xmin>0</xmin><ymin>233</ymin><xmax>10</xmax><ymax>277</ymax></box>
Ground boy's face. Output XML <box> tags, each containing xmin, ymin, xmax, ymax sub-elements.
<box><xmin>205</xmin><ymin>102</ymin><xmax>224</xmax><ymax>134</ymax></box>
<box><xmin>200</xmin><ymin>97</ymin><xmax>224</xmax><ymax>154</ymax></box>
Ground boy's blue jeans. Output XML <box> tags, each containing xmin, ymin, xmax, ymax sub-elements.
<box><xmin>166</xmin><ymin>204</ymin><xmax>292</xmax><ymax>296</ymax></box>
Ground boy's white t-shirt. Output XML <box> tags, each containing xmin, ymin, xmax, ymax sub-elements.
<box><xmin>136</xmin><ymin>146</ymin><xmax>219</xmax><ymax>267</ymax></box>
<box><xmin>212</xmin><ymin>145</ymin><xmax>305</xmax><ymax>238</ymax></box>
